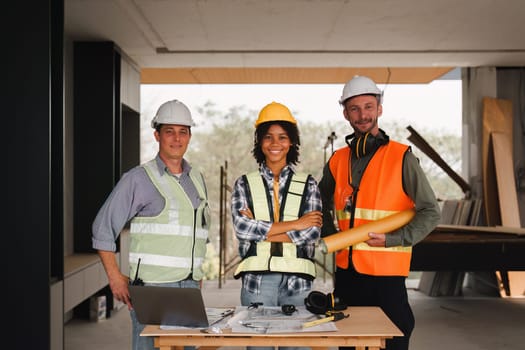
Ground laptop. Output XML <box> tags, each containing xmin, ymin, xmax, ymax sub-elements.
<box><xmin>129</xmin><ymin>285</ymin><xmax>209</xmax><ymax>327</ymax></box>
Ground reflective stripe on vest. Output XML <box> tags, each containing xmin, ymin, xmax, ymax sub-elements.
<box><xmin>234</xmin><ymin>171</ymin><xmax>316</xmax><ymax>279</ymax></box>
<box><xmin>329</xmin><ymin>142</ymin><xmax>414</xmax><ymax>276</ymax></box>
<box><xmin>129</xmin><ymin>159</ymin><xmax>209</xmax><ymax>283</ymax></box>
<box><xmin>234</xmin><ymin>241</ymin><xmax>316</xmax><ymax>279</ymax></box>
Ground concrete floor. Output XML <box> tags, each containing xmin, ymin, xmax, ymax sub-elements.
<box><xmin>65</xmin><ymin>278</ymin><xmax>525</xmax><ymax>350</ymax></box>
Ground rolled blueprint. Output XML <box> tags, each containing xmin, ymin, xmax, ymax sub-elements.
<box><xmin>319</xmin><ymin>209</ymin><xmax>416</xmax><ymax>253</ymax></box>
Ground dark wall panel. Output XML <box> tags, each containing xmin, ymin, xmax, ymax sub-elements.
<box><xmin>8</xmin><ymin>1</ymin><xmax>64</xmax><ymax>349</ymax></box>
<box><xmin>73</xmin><ymin>42</ymin><xmax>120</xmax><ymax>252</ymax></box>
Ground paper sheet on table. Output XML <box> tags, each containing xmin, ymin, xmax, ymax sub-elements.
<box><xmin>228</xmin><ymin>306</ymin><xmax>338</xmax><ymax>333</ymax></box>
<box><xmin>160</xmin><ymin>307</ymin><xmax>235</xmax><ymax>330</ymax></box>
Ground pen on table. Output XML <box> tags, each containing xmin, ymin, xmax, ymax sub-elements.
<box><xmin>209</xmin><ymin>309</ymin><xmax>235</xmax><ymax>326</ymax></box>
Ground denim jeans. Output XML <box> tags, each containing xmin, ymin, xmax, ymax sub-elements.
<box><xmin>130</xmin><ymin>279</ymin><xmax>200</xmax><ymax>350</ymax></box>
<box><xmin>240</xmin><ymin>273</ymin><xmax>311</xmax><ymax>350</ymax></box>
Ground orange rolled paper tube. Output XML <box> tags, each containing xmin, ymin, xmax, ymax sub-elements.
<box><xmin>319</xmin><ymin>209</ymin><xmax>416</xmax><ymax>253</ymax></box>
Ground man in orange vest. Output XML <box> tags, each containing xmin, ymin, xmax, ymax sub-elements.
<box><xmin>318</xmin><ymin>76</ymin><xmax>441</xmax><ymax>350</ymax></box>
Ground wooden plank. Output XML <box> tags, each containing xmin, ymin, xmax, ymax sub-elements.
<box><xmin>496</xmin><ymin>271</ymin><xmax>525</xmax><ymax>297</ymax></box>
<box><xmin>491</xmin><ymin>132</ymin><xmax>521</xmax><ymax>227</ymax></box>
<box><xmin>411</xmin><ymin>234</ymin><xmax>525</xmax><ymax>271</ymax></box>
<box><xmin>434</xmin><ymin>224</ymin><xmax>525</xmax><ymax>235</ymax></box>
<box><xmin>481</xmin><ymin>97</ymin><xmax>513</xmax><ymax>226</ymax></box>
<box><xmin>439</xmin><ymin>200</ymin><xmax>459</xmax><ymax>224</ymax></box>
<box><xmin>457</xmin><ymin>199</ymin><xmax>473</xmax><ymax>225</ymax></box>
<box><xmin>140</xmin><ymin>67</ymin><xmax>454</xmax><ymax>84</ymax></box>
<box><xmin>406</xmin><ymin>126</ymin><xmax>471</xmax><ymax>194</ymax></box>
<box><xmin>482</xmin><ymin>100</ymin><xmax>524</xmax><ymax>298</ymax></box>
<box><xmin>468</xmin><ymin>199</ymin><xmax>483</xmax><ymax>226</ymax></box>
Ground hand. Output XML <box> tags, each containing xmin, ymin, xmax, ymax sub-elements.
<box><xmin>365</xmin><ymin>232</ymin><xmax>386</xmax><ymax>247</ymax></box>
<box><xmin>295</xmin><ymin>210</ymin><xmax>323</xmax><ymax>230</ymax></box>
<box><xmin>108</xmin><ymin>273</ymin><xmax>132</xmax><ymax>310</ymax></box>
<box><xmin>239</xmin><ymin>207</ymin><xmax>254</xmax><ymax>219</ymax></box>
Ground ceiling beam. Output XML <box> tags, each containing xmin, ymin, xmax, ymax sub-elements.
<box><xmin>141</xmin><ymin>67</ymin><xmax>455</xmax><ymax>84</ymax></box>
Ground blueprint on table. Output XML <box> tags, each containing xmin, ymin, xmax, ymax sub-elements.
<box><xmin>227</xmin><ymin>306</ymin><xmax>338</xmax><ymax>334</ymax></box>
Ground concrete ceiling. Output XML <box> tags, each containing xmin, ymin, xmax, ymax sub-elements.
<box><xmin>65</xmin><ymin>0</ymin><xmax>525</xmax><ymax>84</ymax></box>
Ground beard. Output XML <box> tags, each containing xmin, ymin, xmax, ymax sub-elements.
<box><xmin>351</xmin><ymin>117</ymin><xmax>378</xmax><ymax>136</ymax></box>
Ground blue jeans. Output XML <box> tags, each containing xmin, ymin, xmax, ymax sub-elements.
<box><xmin>130</xmin><ymin>279</ymin><xmax>200</xmax><ymax>350</ymax></box>
<box><xmin>241</xmin><ymin>273</ymin><xmax>311</xmax><ymax>350</ymax></box>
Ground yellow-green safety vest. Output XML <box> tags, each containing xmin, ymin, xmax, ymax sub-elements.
<box><xmin>234</xmin><ymin>171</ymin><xmax>316</xmax><ymax>280</ymax></box>
<box><xmin>129</xmin><ymin>159</ymin><xmax>210</xmax><ymax>283</ymax></box>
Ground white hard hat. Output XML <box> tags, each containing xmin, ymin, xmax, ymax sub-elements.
<box><xmin>151</xmin><ymin>99</ymin><xmax>195</xmax><ymax>128</ymax></box>
<box><xmin>339</xmin><ymin>76</ymin><xmax>383</xmax><ymax>105</ymax></box>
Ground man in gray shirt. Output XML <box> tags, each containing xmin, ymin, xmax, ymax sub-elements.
<box><xmin>92</xmin><ymin>99</ymin><xmax>210</xmax><ymax>350</ymax></box>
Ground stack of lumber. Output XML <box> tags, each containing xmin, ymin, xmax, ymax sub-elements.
<box><xmin>418</xmin><ymin>198</ymin><xmax>482</xmax><ymax>297</ymax></box>
<box><xmin>440</xmin><ymin>199</ymin><xmax>483</xmax><ymax>226</ymax></box>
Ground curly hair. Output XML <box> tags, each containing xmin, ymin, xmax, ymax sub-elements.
<box><xmin>252</xmin><ymin>121</ymin><xmax>301</xmax><ymax>166</ymax></box>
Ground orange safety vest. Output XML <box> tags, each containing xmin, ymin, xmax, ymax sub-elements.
<box><xmin>328</xmin><ymin>141</ymin><xmax>414</xmax><ymax>276</ymax></box>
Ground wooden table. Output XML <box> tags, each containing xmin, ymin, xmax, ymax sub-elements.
<box><xmin>141</xmin><ymin>306</ymin><xmax>403</xmax><ymax>350</ymax></box>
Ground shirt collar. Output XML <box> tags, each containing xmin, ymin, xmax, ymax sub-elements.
<box><xmin>154</xmin><ymin>154</ymin><xmax>192</xmax><ymax>176</ymax></box>
<box><xmin>260</xmin><ymin>163</ymin><xmax>294</xmax><ymax>181</ymax></box>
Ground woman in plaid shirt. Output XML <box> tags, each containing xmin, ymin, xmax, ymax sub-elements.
<box><xmin>231</xmin><ymin>102</ymin><xmax>322</xmax><ymax>350</ymax></box>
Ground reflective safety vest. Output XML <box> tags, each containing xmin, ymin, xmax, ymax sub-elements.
<box><xmin>234</xmin><ymin>171</ymin><xmax>316</xmax><ymax>280</ymax></box>
<box><xmin>329</xmin><ymin>141</ymin><xmax>414</xmax><ymax>276</ymax></box>
<box><xmin>129</xmin><ymin>159</ymin><xmax>210</xmax><ymax>283</ymax></box>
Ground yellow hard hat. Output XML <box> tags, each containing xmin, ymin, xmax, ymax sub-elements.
<box><xmin>254</xmin><ymin>102</ymin><xmax>297</xmax><ymax>128</ymax></box>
